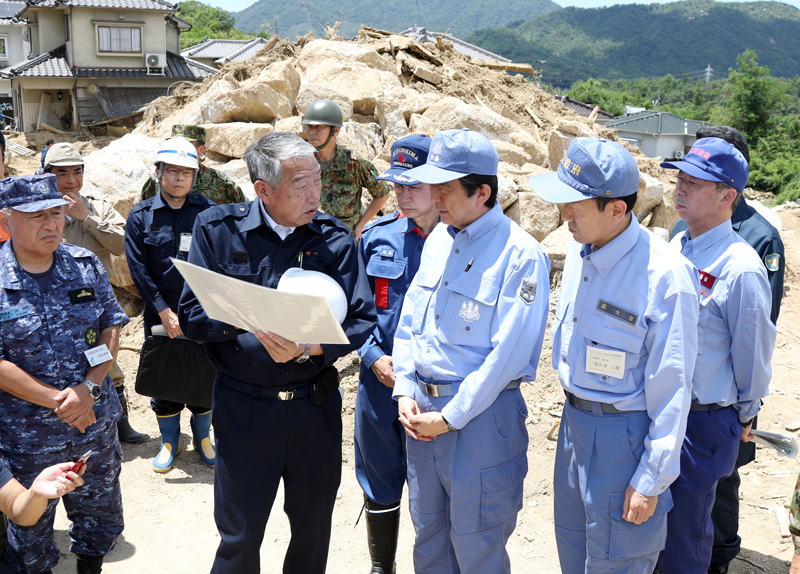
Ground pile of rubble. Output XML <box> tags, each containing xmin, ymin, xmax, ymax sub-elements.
<box><xmin>79</xmin><ymin>27</ymin><xmax>684</xmax><ymax>291</ymax></box>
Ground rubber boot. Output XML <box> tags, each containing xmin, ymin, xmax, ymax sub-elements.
<box><xmin>190</xmin><ymin>411</ymin><xmax>216</xmax><ymax>468</ymax></box>
<box><xmin>364</xmin><ymin>496</ymin><xmax>400</xmax><ymax>574</ymax></box>
<box><xmin>116</xmin><ymin>386</ymin><xmax>150</xmax><ymax>445</ymax></box>
<box><xmin>76</xmin><ymin>554</ymin><xmax>103</xmax><ymax>574</ymax></box>
<box><xmin>152</xmin><ymin>412</ymin><xmax>181</xmax><ymax>473</ymax></box>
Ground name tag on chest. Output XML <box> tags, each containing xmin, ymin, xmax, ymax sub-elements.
<box><xmin>0</xmin><ymin>306</ymin><xmax>32</xmax><ymax>321</ymax></box>
<box><xmin>586</xmin><ymin>346</ymin><xmax>625</xmax><ymax>379</ymax></box>
<box><xmin>179</xmin><ymin>233</ymin><xmax>192</xmax><ymax>253</ymax></box>
<box><xmin>84</xmin><ymin>344</ymin><xmax>113</xmax><ymax>367</ymax></box>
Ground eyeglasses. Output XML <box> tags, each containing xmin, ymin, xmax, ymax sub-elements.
<box><xmin>164</xmin><ymin>167</ymin><xmax>194</xmax><ymax>178</ymax></box>
<box><xmin>393</xmin><ymin>184</ymin><xmax>424</xmax><ymax>195</ymax></box>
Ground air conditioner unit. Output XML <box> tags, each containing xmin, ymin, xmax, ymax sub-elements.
<box><xmin>145</xmin><ymin>53</ymin><xmax>166</xmax><ymax>68</ymax></box>
<box><xmin>674</xmin><ymin>150</ymin><xmax>685</xmax><ymax>159</ymax></box>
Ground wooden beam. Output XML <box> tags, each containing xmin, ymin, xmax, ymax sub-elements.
<box><xmin>471</xmin><ymin>58</ymin><xmax>535</xmax><ymax>76</ymax></box>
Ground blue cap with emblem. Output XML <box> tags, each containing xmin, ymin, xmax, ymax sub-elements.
<box><xmin>529</xmin><ymin>137</ymin><xmax>640</xmax><ymax>204</ymax></box>
<box><xmin>403</xmin><ymin>128</ymin><xmax>499</xmax><ymax>184</ymax></box>
<box><xmin>660</xmin><ymin>137</ymin><xmax>749</xmax><ymax>192</ymax></box>
<box><xmin>0</xmin><ymin>174</ymin><xmax>70</xmax><ymax>213</ymax></box>
<box><xmin>377</xmin><ymin>135</ymin><xmax>431</xmax><ymax>186</ymax></box>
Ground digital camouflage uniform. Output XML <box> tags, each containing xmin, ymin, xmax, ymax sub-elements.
<box><xmin>139</xmin><ymin>124</ymin><xmax>246</xmax><ymax>205</ymax></box>
<box><xmin>319</xmin><ymin>145</ymin><xmax>390</xmax><ymax>231</ymax></box>
<box><xmin>0</xmin><ymin>241</ymin><xmax>129</xmax><ymax>573</ymax></box>
<box><xmin>790</xmin><ymin>474</ymin><xmax>800</xmax><ymax>555</ymax></box>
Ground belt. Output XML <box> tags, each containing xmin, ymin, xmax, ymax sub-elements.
<box><xmin>565</xmin><ymin>391</ymin><xmax>643</xmax><ymax>414</ymax></box>
<box><xmin>416</xmin><ymin>372</ymin><xmax>521</xmax><ymax>398</ymax></box>
<box><xmin>220</xmin><ymin>377</ymin><xmax>311</xmax><ymax>401</ymax></box>
<box><xmin>690</xmin><ymin>399</ymin><xmax>726</xmax><ymax>411</ymax></box>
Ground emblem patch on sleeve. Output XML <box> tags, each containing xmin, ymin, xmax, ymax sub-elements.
<box><xmin>519</xmin><ymin>278</ymin><xmax>537</xmax><ymax>304</ymax></box>
<box><xmin>764</xmin><ymin>253</ymin><xmax>780</xmax><ymax>272</ymax></box>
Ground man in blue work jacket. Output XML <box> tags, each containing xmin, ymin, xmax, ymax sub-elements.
<box><xmin>529</xmin><ymin>138</ymin><xmax>700</xmax><ymax>574</ymax></box>
<box><xmin>657</xmin><ymin>137</ymin><xmax>776</xmax><ymax>574</ymax></box>
<box><xmin>356</xmin><ymin>134</ymin><xmax>439</xmax><ymax>573</ymax></box>
<box><xmin>0</xmin><ymin>175</ymin><xmax>129</xmax><ymax>574</ymax></box>
<box><xmin>178</xmin><ymin>132</ymin><xmax>376</xmax><ymax>574</ymax></box>
<box><xmin>392</xmin><ymin>128</ymin><xmax>551</xmax><ymax>574</ymax></box>
<box><xmin>670</xmin><ymin>125</ymin><xmax>784</xmax><ymax>574</ymax></box>
<box><xmin>125</xmin><ymin>138</ymin><xmax>217</xmax><ymax>473</ymax></box>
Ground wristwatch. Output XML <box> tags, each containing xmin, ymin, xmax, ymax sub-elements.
<box><xmin>294</xmin><ymin>343</ymin><xmax>311</xmax><ymax>363</ymax></box>
<box><xmin>442</xmin><ymin>416</ymin><xmax>458</xmax><ymax>433</ymax></box>
<box><xmin>82</xmin><ymin>379</ymin><xmax>102</xmax><ymax>400</ymax></box>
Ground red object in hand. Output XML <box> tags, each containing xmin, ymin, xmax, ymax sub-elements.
<box><xmin>69</xmin><ymin>450</ymin><xmax>93</xmax><ymax>474</ymax></box>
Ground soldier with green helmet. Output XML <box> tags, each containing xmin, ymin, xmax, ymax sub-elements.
<box><xmin>139</xmin><ymin>125</ymin><xmax>246</xmax><ymax>205</ymax></box>
<box><xmin>303</xmin><ymin>99</ymin><xmax>390</xmax><ymax>241</ymax></box>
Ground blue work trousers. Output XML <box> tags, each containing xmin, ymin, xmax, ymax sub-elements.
<box><xmin>554</xmin><ymin>402</ymin><xmax>672</xmax><ymax>574</ymax></box>
<box><xmin>355</xmin><ymin>363</ymin><xmax>406</xmax><ymax>506</ymax></box>
<box><xmin>658</xmin><ymin>406</ymin><xmax>741</xmax><ymax>574</ymax></box>
<box><xmin>209</xmin><ymin>377</ymin><xmax>343</xmax><ymax>574</ymax></box>
<box><xmin>406</xmin><ymin>387</ymin><xmax>528</xmax><ymax>574</ymax></box>
<box><xmin>2</xmin><ymin>433</ymin><xmax>123</xmax><ymax>574</ymax></box>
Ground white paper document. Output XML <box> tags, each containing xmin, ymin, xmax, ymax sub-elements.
<box><xmin>751</xmin><ymin>429</ymin><xmax>799</xmax><ymax>458</ymax></box>
<box><xmin>172</xmin><ymin>259</ymin><xmax>350</xmax><ymax>345</ymax></box>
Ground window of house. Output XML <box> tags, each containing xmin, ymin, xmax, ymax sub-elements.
<box><xmin>97</xmin><ymin>26</ymin><xmax>141</xmax><ymax>53</ymax></box>
<box><xmin>0</xmin><ymin>37</ymin><xmax>7</xmax><ymax>60</ymax></box>
<box><xmin>64</xmin><ymin>15</ymin><xmax>70</xmax><ymax>42</ymax></box>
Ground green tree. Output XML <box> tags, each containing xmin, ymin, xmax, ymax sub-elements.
<box><xmin>726</xmin><ymin>50</ymin><xmax>786</xmax><ymax>144</ymax></box>
<box><xmin>178</xmin><ymin>1</ymin><xmax>269</xmax><ymax>50</ymax></box>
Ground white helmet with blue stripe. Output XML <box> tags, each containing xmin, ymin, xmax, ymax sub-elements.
<box><xmin>155</xmin><ymin>137</ymin><xmax>199</xmax><ymax>188</ymax></box>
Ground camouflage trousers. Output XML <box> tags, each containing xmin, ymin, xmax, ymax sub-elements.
<box><xmin>791</xmin><ymin>472</ymin><xmax>800</xmax><ymax>555</ymax></box>
<box><xmin>1</xmin><ymin>430</ymin><xmax>124</xmax><ymax>573</ymax></box>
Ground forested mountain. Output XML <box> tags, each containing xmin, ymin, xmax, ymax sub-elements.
<box><xmin>466</xmin><ymin>0</ymin><xmax>800</xmax><ymax>84</ymax></box>
<box><xmin>232</xmin><ymin>0</ymin><xmax>560</xmax><ymax>39</ymax></box>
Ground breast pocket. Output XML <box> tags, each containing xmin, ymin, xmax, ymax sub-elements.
<box><xmin>411</xmin><ymin>268</ymin><xmax>441</xmax><ymax>335</ymax></box>
<box><xmin>366</xmin><ymin>256</ymin><xmax>406</xmax><ymax>310</ymax></box>
<box><xmin>218</xmin><ymin>262</ymin><xmax>264</xmax><ymax>284</ymax></box>
<box><xmin>442</xmin><ymin>273</ymin><xmax>501</xmax><ymax>348</ymax></box>
<box><xmin>582</xmin><ymin>316</ymin><xmax>647</xmax><ymax>394</ymax></box>
<box><xmin>71</xmin><ymin>302</ymin><xmax>105</xmax><ymax>351</ymax></box>
<box><xmin>143</xmin><ymin>228</ymin><xmax>175</xmax><ymax>269</ymax></box>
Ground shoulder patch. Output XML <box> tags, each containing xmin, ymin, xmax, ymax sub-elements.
<box><xmin>363</xmin><ymin>211</ymin><xmax>402</xmax><ymax>234</ymax></box>
<box><xmin>764</xmin><ymin>253</ymin><xmax>780</xmax><ymax>272</ymax></box>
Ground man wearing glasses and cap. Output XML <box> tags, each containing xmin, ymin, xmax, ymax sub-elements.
<box><xmin>529</xmin><ymin>138</ymin><xmax>699</xmax><ymax>574</ymax></box>
<box><xmin>355</xmin><ymin>135</ymin><xmax>439</xmax><ymax>573</ymax></box>
<box><xmin>657</xmin><ymin>138</ymin><xmax>776</xmax><ymax>574</ymax></box>
<box><xmin>392</xmin><ymin>128</ymin><xmax>551</xmax><ymax>573</ymax></box>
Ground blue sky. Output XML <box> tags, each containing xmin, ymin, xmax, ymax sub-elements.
<box><xmin>221</xmin><ymin>0</ymin><xmax>800</xmax><ymax>13</ymax></box>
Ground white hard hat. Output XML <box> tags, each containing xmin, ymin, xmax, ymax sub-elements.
<box><xmin>277</xmin><ymin>268</ymin><xmax>348</xmax><ymax>324</ymax></box>
<box><xmin>155</xmin><ymin>138</ymin><xmax>199</xmax><ymax>171</ymax></box>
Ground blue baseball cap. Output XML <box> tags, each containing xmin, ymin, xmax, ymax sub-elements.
<box><xmin>529</xmin><ymin>138</ymin><xmax>640</xmax><ymax>204</ymax></box>
<box><xmin>660</xmin><ymin>137</ymin><xmax>749</xmax><ymax>192</ymax></box>
<box><xmin>377</xmin><ymin>135</ymin><xmax>431</xmax><ymax>186</ymax></box>
<box><xmin>0</xmin><ymin>174</ymin><xmax>69</xmax><ymax>213</ymax></box>
<box><xmin>403</xmin><ymin>128</ymin><xmax>499</xmax><ymax>184</ymax></box>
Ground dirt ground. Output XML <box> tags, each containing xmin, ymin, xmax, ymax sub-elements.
<box><xmin>31</xmin><ymin>203</ymin><xmax>798</xmax><ymax>572</ymax></box>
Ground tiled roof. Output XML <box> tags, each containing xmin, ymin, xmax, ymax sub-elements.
<box><xmin>181</xmin><ymin>38</ymin><xmax>266</xmax><ymax>62</ymax></box>
<box><xmin>78</xmin><ymin>85</ymin><xmax>168</xmax><ymax>125</ymax></box>
<box><xmin>555</xmin><ymin>96</ymin><xmax>614</xmax><ymax>121</ymax></box>
<box><xmin>216</xmin><ymin>38</ymin><xmax>268</xmax><ymax>64</ymax></box>
<box><xmin>21</xmin><ymin>0</ymin><xmax>176</xmax><ymax>10</ymax></box>
<box><xmin>0</xmin><ymin>2</ymin><xmax>25</xmax><ymax>18</ymax></box>
<box><xmin>7</xmin><ymin>45</ymin><xmax>72</xmax><ymax>77</ymax></box>
<box><xmin>399</xmin><ymin>27</ymin><xmax>510</xmax><ymax>63</ymax></box>
<box><xmin>606</xmin><ymin>111</ymin><xmax>708</xmax><ymax>135</ymax></box>
<box><xmin>5</xmin><ymin>46</ymin><xmax>216</xmax><ymax>79</ymax></box>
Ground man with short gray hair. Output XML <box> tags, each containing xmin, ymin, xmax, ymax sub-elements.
<box><xmin>178</xmin><ymin>132</ymin><xmax>376</xmax><ymax>574</ymax></box>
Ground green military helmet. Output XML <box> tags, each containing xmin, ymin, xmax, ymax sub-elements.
<box><xmin>172</xmin><ymin>124</ymin><xmax>206</xmax><ymax>144</ymax></box>
<box><xmin>302</xmin><ymin>99</ymin><xmax>343</xmax><ymax>127</ymax></box>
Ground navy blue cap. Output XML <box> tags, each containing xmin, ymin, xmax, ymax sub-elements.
<box><xmin>660</xmin><ymin>137</ymin><xmax>749</xmax><ymax>192</ymax></box>
<box><xmin>377</xmin><ymin>135</ymin><xmax>431</xmax><ymax>185</ymax></box>
<box><xmin>0</xmin><ymin>174</ymin><xmax>69</xmax><ymax>213</ymax></box>
<box><xmin>404</xmin><ymin>128</ymin><xmax>499</xmax><ymax>184</ymax></box>
<box><xmin>529</xmin><ymin>138</ymin><xmax>639</xmax><ymax>204</ymax></box>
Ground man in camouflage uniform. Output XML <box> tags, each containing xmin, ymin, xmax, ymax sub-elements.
<box><xmin>790</xmin><ymin>474</ymin><xmax>800</xmax><ymax>573</ymax></box>
<box><xmin>44</xmin><ymin>142</ymin><xmax>148</xmax><ymax>446</ymax></box>
<box><xmin>139</xmin><ymin>125</ymin><xmax>246</xmax><ymax>205</ymax></box>
<box><xmin>302</xmin><ymin>99</ymin><xmax>390</xmax><ymax>241</ymax></box>
<box><xmin>0</xmin><ymin>175</ymin><xmax>129</xmax><ymax>574</ymax></box>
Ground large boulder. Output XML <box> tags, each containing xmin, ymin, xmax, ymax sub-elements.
<box><xmin>248</xmin><ymin>59</ymin><xmax>301</xmax><ymax>108</ymax></box>
<box><xmin>202</xmin><ymin>83</ymin><xmax>293</xmax><ymax>124</ymax></box>
<box><xmin>491</xmin><ymin>140</ymin><xmax>531</xmax><ymax>166</ymax></box>
<box><xmin>517</xmin><ymin>190</ymin><xmax>562</xmax><ymax>243</ymax></box>
<box><xmin>408</xmin><ymin>113</ymin><xmax>437</xmax><ymax>136</ymax></box>
<box><xmin>216</xmin><ymin>159</ymin><xmax>257</xmax><ymax>201</ymax></box>
<box><xmin>633</xmin><ymin>172</ymin><xmax>664</xmax><ymax>222</ymax></box>
<box><xmin>649</xmin><ymin>186</ymin><xmax>680</xmax><ymax>232</ymax></box>
<box><xmin>201</xmin><ymin>123</ymin><xmax>273</xmax><ymax>159</ymax></box>
<box><xmin>304</xmin><ymin>64</ymin><xmax>384</xmax><ymax>116</ymax></box>
<box><xmin>555</xmin><ymin>119</ymin><xmax>595</xmax><ymax>138</ymax></box>
<box><xmin>510</xmin><ymin>131</ymin><xmax>547</xmax><ymax>167</ymax></box>
<box><xmin>338</xmin><ymin>120</ymin><xmax>384</xmax><ymax>160</ymax></box>
<box><xmin>400</xmin><ymin>89</ymin><xmax>442</xmax><ymax>120</ymax></box>
<box><xmin>422</xmin><ymin>97</ymin><xmax>519</xmax><ymax>143</ymax></box>
<box><xmin>82</xmin><ymin>134</ymin><xmax>161</xmax><ymax>199</ymax></box>
<box><xmin>548</xmin><ymin>129</ymin><xmax>575</xmax><ymax>171</ymax></box>
<box><xmin>375</xmin><ymin>96</ymin><xmax>408</xmax><ymax>142</ymax></box>
<box><xmin>274</xmin><ymin>116</ymin><xmax>304</xmax><ymax>137</ymax></box>
<box><xmin>297</xmin><ymin>40</ymin><xmax>392</xmax><ymax>74</ymax></box>
<box><xmin>541</xmin><ymin>223</ymin><xmax>573</xmax><ymax>273</ymax></box>
<box><xmin>296</xmin><ymin>85</ymin><xmax>354</xmax><ymax>121</ymax></box>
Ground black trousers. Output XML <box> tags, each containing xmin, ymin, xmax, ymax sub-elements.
<box><xmin>710</xmin><ymin>417</ymin><xmax>757</xmax><ymax>564</ymax></box>
<box><xmin>209</xmin><ymin>376</ymin><xmax>343</xmax><ymax>574</ymax></box>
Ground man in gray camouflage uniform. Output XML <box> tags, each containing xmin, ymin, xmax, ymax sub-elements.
<box><xmin>0</xmin><ymin>175</ymin><xmax>129</xmax><ymax>574</ymax></box>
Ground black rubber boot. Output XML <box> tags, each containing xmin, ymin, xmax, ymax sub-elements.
<box><xmin>116</xmin><ymin>386</ymin><xmax>150</xmax><ymax>444</ymax></box>
<box><xmin>76</xmin><ymin>554</ymin><xmax>103</xmax><ymax>574</ymax></box>
<box><xmin>364</xmin><ymin>496</ymin><xmax>400</xmax><ymax>574</ymax></box>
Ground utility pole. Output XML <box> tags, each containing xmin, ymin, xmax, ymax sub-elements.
<box><xmin>704</xmin><ymin>64</ymin><xmax>713</xmax><ymax>83</ymax></box>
